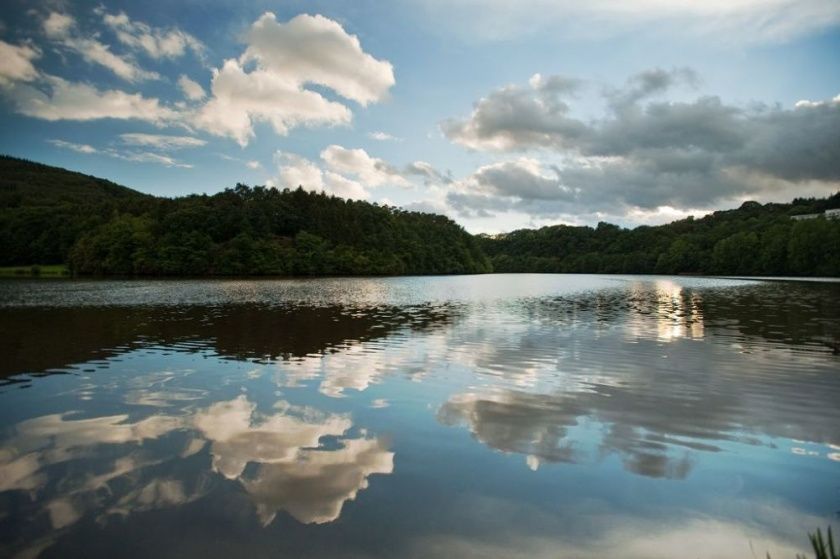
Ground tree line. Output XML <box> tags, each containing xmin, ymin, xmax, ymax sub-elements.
<box><xmin>1</xmin><ymin>155</ymin><xmax>838</xmax><ymax>277</ymax></box>
<box><xmin>479</xmin><ymin>197</ymin><xmax>840</xmax><ymax>277</ymax></box>
<box><xmin>0</xmin><ymin>156</ymin><xmax>490</xmax><ymax>276</ymax></box>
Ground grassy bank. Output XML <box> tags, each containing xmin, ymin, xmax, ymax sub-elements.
<box><xmin>0</xmin><ymin>264</ymin><xmax>70</xmax><ymax>277</ymax></box>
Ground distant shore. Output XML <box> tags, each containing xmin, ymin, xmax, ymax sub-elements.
<box><xmin>0</xmin><ymin>264</ymin><xmax>70</xmax><ymax>277</ymax></box>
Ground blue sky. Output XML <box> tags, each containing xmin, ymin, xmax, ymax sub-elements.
<box><xmin>0</xmin><ymin>0</ymin><xmax>838</xmax><ymax>233</ymax></box>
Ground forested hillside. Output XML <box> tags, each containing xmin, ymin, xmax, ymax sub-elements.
<box><xmin>1</xmin><ymin>155</ymin><xmax>838</xmax><ymax>277</ymax></box>
<box><xmin>480</xmin><ymin>196</ymin><xmax>840</xmax><ymax>277</ymax></box>
<box><xmin>0</xmin><ymin>156</ymin><xmax>490</xmax><ymax>276</ymax></box>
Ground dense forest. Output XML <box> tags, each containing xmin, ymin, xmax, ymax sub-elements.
<box><xmin>1</xmin><ymin>155</ymin><xmax>838</xmax><ymax>277</ymax></box>
<box><xmin>0</xmin><ymin>156</ymin><xmax>490</xmax><ymax>275</ymax></box>
<box><xmin>480</xmin><ymin>196</ymin><xmax>840</xmax><ymax>277</ymax></box>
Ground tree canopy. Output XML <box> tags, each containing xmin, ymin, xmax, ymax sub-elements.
<box><xmin>0</xmin><ymin>156</ymin><xmax>490</xmax><ymax>276</ymax></box>
<box><xmin>479</xmin><ymin>196</ymin><xmax>840</xmax><ymax>277</ymax></box>
<box><xmin>1</xmin><ymin>155</ymin><xmax>838</xmax><ymax>277</ymax></box>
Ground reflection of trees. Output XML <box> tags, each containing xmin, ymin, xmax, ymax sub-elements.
<box><xmin>526</xmin><ymin>279</ymin><xmax>840</xmax><ymax>350</ymax></box>
<box><xmin>696</xmin><ymin>282</ymin><xmax>840</xmax><ymax>350</ymax></box>
<box><xmin>0</xmin><ymin>391</ymin><xmax>393</xmax><ymax>556</ymax></box>
<box><xmin>0</xmin><ymin>303</ymin><xmax>458</xmax><ymax>380</ymax></box>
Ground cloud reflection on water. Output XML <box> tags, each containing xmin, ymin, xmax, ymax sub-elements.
<box><xmin>0</xmin><ymin>388</ymin><xmax>393</xmax><ymax>557</ymax></box>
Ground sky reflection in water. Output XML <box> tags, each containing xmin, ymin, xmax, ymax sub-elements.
<box><xmin>0</xmin><ymin>274</ymin><xmax>838</xmax><ymax>558</ymax></box>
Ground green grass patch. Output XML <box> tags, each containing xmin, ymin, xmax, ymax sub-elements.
<box><xmin>0</xmin><ymin>264</ymin><xmax>70</xmax><ymax>277</ymax></box>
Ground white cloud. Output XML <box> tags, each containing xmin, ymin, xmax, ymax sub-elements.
<box><xmin>42</xmin><ymin>12</ymin><xmax>75</xmax><ymax>39</ymax></box>
<box><xmin>177</xmin><ymin>75</ymin><xmax>206</xmax><ymax>101</ymax></box>
<box><xmin>47</xmin><ymin>139</ymin><xmax>97</xmax><ymax>154</ymax></box>
<box><xmin>42</xmin><ymin>12</ymin><xmax>159</xmax><ymax>82</ymax></box>
<box><xmin>113</xmin><ymin>151</ymin><xmax>192</xmax><ymax>168</ymax></box>
<box><xmin>415</xmin><ymin>0</ymin><xmax>840</xmax><ymax>44</ymax></box>
<box><xmin>100</xmin><ymin>9</ymin><xmax>204</xmax><ymax>59</ymax></box>
<box><xmin>119</xmin><ymin>133</ymin><xmax>206</xmax><ymax>150</ymax></box>
<box><xmin>193</xmin><ymin>59</ymin><xmax>352</xmax><ymax>146</ymax></box>
<box><xmin>73</xmin><ymin>37</ymin><xmax>160</xmax><ymax>81</ymax></box>
<box><xmin>404</xmin><ymin>160</ymin><xmax>453</xmax><ymax>185</ymax></box>
<box><xmin>48</xmin><ymin>136</ymin><xmax>192</xmax><ymax>168</ymax></box>
<box><xmin>218</xmin><ymin>153</ymin><xmax>266</xmax><ymax>171</ymax></box>
<box><xmin>193</xmin><ymin>13</ymin><xmax>394</xmax><ymax>146</ymax></box>
<box><xmin>11</xmin><ymin>76</ymin><xmax>175</xmax><ymax>122</ymax></box>
<box><xmin>273</xmin><ymin>151</ymin><xmax>369</xmax><ymax>200</ymax></box>
<box><xmin>794</xmin><ymin>93</ymin><xmax>840</xmax><ymax>109</ymax></box>
<box><xmin>320</xmin><ymin>144</ymin><xmax>410</xmax><ymax>187</ymax></box>
<box><xmin>243</xmin><ymin>13</ymin><xmax>394</xmax><ymax>105</ymax></box>
<box><xmin>0</xmin><ymin>40</ymin><xmax>41</xmax><ymax>86</ymax></box>
<box><xmin>368</xmin><ymin>131</ymin><xmax>401</xmax><ymax>141</ymax></box>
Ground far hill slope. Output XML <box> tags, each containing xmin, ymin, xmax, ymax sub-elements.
<box><xmin>479</xmin><ymin>195</ymin><xmax>840</xmax><ymax>277</ymax></box>
<box><xmin>0</xmin><ymin>155</ymin><xmax>150</xmax><ymax>207</ymax></box>
<box><xmin>1</xmin><ymin>155</ymin><xmax>837</xmax><ymax>277</ymax></box>
<box><xmin>0</xmin><ymin>156</ymin><xmax>490</xmax><ymax>275</ymax></box>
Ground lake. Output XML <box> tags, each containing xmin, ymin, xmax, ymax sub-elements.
<box><xmin>0</xmin><ymin>274</ymin><xmax>838</xmax><ymax>558</ymax></box>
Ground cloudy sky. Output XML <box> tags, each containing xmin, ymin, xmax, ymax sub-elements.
<box><xmin>0</xmin><ymin>0</ymin><xmax>838</xmax><ymax>233</ymax></box>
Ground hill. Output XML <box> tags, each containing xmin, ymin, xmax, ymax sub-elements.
<box><xmin>1</xmin><ymin>155</ymin><xmax>838</xmax><ymax>277</ymax></box>
<box><xmin>0</xmin><ymin>155</ymin><xmax>149</xmax><ymax>207</ymax></box>
<box><xmin>479</xmin><ymin>195</ymin><xmax>840</xmax><ymax>277</ymax></box>
<box><xmin>0</xmin><ymin>156</ymin><xmax>490</xmax><ymax>275</ymax></box>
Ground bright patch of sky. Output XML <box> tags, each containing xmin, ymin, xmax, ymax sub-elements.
<box><xmin>0</xmin><ymin>0</ymin><xmax>838</xmax><ymax>232</ymax></box>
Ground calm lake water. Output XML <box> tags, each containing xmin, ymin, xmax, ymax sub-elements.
<box><xmin>0</xmin><ymin>274</ymin><xmax>838</xmax><ymax>558</ymax></box>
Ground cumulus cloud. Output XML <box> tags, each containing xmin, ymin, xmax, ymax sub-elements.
<box><xmin>99</xmin><ymin>9</ymin><xmax>204</xmax><ymax>59</ymax></box>
<box><xmin>119</xmin><ymin>133</ymin><xmax>206</xmax><ymax>150</ymax></box>
<box><xmin>269</xmin><ymin>145</ymin><xmax>430</xmax><ymax>200</ymax></box>
<box><xmin>193</xmin><ymin>58</ymin><xmax>352</xmax><ymax>146</ymax></box>
<box><xmin>468</xmin><ymin>158</ymin><xmax>570</xmax><ymax>200</ymax></box>
<box><xmin>193</xmin><ymin>12</ymin><xmax>394</xmax><ymax>146</ymax></box>
<box><xmin>605</xmin><ymin>67</ymin><xmax>698</xmax><ymax>112</ymax></box>
<box><xmin>243</xmin><ymin>13</ymin><xmax>394</xmax><ymax>106</ymax></box>
<box><xmin>442</xmin><ymin>69</ymin><xmax>840</xmax><ymax>221</ymax></box>
<box><xmin>441</xmin><ymin>73</ymin><xmax>589</xmax><ymax>151</ymax></box>
<box><xmin>321</xmin><ymin>144</ymin><xmax>409</xmax><ymax>187</ymax></box>
<box><xmin>0</xmin><ymin>40</ymin><xmax>41</xmax><ymax>86</ymax></box>
<box><xmin>11</xmin><ymin>76</ymin><xmax>175</xmax><ymax>122</ymax></box>
<box><xmin>177</xmin><ymin>75</ymin><xmax>206</xmax><ymax>100</ymax></box>
<box><xmin>42</xmin><ymin>12</ymin><xmax>75</xmax><ymax>39</ymax></box>
<box><xmin>272</xmin><ymin>151</ymin><xmax>369</xmax><ymax>200</ymax></box>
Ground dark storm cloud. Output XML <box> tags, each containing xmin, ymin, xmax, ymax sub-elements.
<box><xmin>471</xmin><ymin>159</ymin><xmax>572</xmax><ymax>200</ymax></box>
<box><xmin>441</xmin><ymin>68</ymin><xmax>840</xmax><ymax>218</ymax></box>
<box><xmin>440</xmin><ymin>74</ymin><xmax>591</xmax><ymax>152</ymax></box>
<box><xmin>605</xmin><ymin>67</ymin><xmax>699</xmax><ymax>112</ymax></box>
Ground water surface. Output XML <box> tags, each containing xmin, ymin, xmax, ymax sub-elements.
<box><xmin>1</xmin><ymin>274</ymin><xmax>838</xmax><ymax>558</ymax></box>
